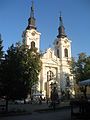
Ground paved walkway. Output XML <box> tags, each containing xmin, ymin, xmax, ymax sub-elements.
<box><xmin>8</xmin><ymin>100</ymin><xmax>70</xmax><ymax>113</ymax></box>
<box><xmin>0</xmin><ymin>101</ymin><xmax>71</xmax><ymax>120</ymax></box>
<box><xmin>0</xmin><ymin>109</ymin><xmax>71</xmax><ymax>120</ymax></box>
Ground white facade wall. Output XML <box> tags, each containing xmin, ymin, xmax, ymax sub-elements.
<box><xmin>23</xmin><ymin>18</ymin><xmax>74</xmax><ymax>98</ymax></box>
<box><xmin>23</xmin><ymin>29</ymin><xmax>41</xmax><ymax>52</ymax></box>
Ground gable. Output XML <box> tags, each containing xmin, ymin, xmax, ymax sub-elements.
<box><xmin>41</xmin><ymin>48</ymin><xmax>60</xmax><ymax>65</ymax></box>
<box><xmin>45</xmin><ymin>58</ymin><xmax>58</xmax><ymax>65</ymax></box>
<box><xmin>42</xmin><ymin>48</ymin><xmax>56</xmax><ymax>59</ymax></box>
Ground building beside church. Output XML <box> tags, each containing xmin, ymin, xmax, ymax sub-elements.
<box><xmin>22</xmin><ymin>2</ymin><xmax>75</xmax><ymax>98</ymax></box>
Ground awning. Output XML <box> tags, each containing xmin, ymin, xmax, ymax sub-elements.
<box><xmin>78</xmin><ymin>79</ymin><xmax>90</xmax><ymax>86</ymax></box>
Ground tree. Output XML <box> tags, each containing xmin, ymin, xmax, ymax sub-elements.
<box><xmin>70</xmin><ymin>53</ymin><xmax>90</xmax><ymax>98</ymax></box>
<box><xmin>0</xmin><ymin>34</ymin><xmax>3</xmax><ymax>60</ymax></box>
<box><xmin>0</xmin><ymin>44</ymin><xmax>27</xmax><ymax>111</ymax></box>
<box><xmin>84</xmin><ymin>56</ymin><xmax>90</xmax><ymax>79</ymax></box>
<box><xmin>70</xmin><ymin>53</ymin><xmax>90</xmax><ymax>82</ymax></box>
<box><xmin>20</xmin><ymin>45</ymin><xmax>42</xmax><ymax>96</ymax></box>
<box><xmin>0</xmin><ymin>42</ymin><xmax>42</xmax><ymax>111</ymax></box>
<box><xmin>0</xmin><ymin>34</ymin><xmax>4</xmax><ymax>98</ymax></box>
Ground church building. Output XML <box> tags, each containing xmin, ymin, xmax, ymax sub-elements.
<box><xmin>22</xmin><ymin>2</ymin><xmax>75</xmax><ymax>98</ymax></box>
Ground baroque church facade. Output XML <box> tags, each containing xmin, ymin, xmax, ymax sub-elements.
<box><xmin>22</xmin><ymin>2</ymin><xmax>75</xmax><ymax>98</ymax></box>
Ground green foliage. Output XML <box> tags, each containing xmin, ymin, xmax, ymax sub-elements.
<box><xmin>70</xmin><ymin>53</ymin><xmax>90</xmax><ymax>83</ymax></box>
<box><xmin>0</xmin><ymin>34</ymin><xmax>3</xmax><ymax>59</ymax></box>
<box><xmin>0</xmin><ymin>43</ymin><xmax>42</xmax><ymax>100</ymax></box>
<box><xmin>0</xmin><ymin>34</ymin><xmax>4</xmax><ymax>97</ymax></box>
<box><xmin>20</xmin><ymin>45</ymin><xmax>42</xmax><ymax>94</ymax></box>
<box><xmin>84</xmin><ymin>56</ymin><xmax>90</xmax><ymax>79</ymax></box>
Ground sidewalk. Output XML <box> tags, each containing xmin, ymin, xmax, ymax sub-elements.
<box><xmin>34</xmin><ymin>101</ymin><xmax>70</xmax><ymax>112</ymax></box>
<box><xmin>8</xmin><ymin>100</ymin><xmax>70</xmax><ymax>112</ymax></box>
<box><xmin>0</xmin><ymin>101</ymin><xmax>70</xmax><ymax>117</ymax></box>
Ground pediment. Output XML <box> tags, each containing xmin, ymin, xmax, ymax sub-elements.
<box><xmin>41</xmin><ymin>48</ymin><xmax>60</xmax><ymax>66</ymax></box>
<box><xmin>41</xmin><ymin>57</ymin><xmax>58</xmax><ymax>65</ymax></box>
<box><xmin>46</xmin><ymin>59</ymin><xmax>58</xmax><ymax>65</ymax></box>
<box><xmin>42</xmin><ymin>48</ymin><xmax>55</xmax><ymax>58</ymax></box>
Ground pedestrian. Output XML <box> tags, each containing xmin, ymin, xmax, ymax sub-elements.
<box><xmin>50</xmin><ymin>87</ymin><xmax>59</xmax><ymax>111</ymax></box>
<box><xmin>39</xmin><ymin>96</ymin><xmax>42</xmax><ymax>104</ymax></box>
<box><xmin>31</xmin><ymin>96</ymin><xmax>33</xmax><ymax>104</ymax></box>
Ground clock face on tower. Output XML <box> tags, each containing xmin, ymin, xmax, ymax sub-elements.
<box><xmin>31</xmin><ymin>31</ymin><xmax>35</xmax><ymax>36</ymax></box>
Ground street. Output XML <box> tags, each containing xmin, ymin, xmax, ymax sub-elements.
<box><xmin>0</xmin><ymin>108</ymin><xmax>71</xmax><ymax>120</ymax></box>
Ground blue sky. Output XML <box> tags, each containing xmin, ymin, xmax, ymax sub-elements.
<box><xmin>0</xmin><ymin>0</ymin><xmax>90</xmax><ymax>58</ymax></box>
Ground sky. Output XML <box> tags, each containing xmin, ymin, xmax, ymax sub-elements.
<box><xmin>0</xmin><ymin>0</ymin><xmax>90</xmax><ymax>58</ymax></box>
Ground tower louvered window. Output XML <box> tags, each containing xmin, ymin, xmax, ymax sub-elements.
<box><xmin>57</xmin><ymin>49</ymin><xmax>59</xmax><ymax>58</ymax></box>
<box><xmin>64</xmin><ymin>48</ymin><xmax>68</xmax><ymax>57</ymax></box>
<box><xmin>31</xmin><ymin>41</ymin><xmax>35</xmax><ymax>49</ymax></box>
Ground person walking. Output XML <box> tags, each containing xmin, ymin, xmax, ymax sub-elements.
<box><xmin>50</xmin><ymin>87</ymin><xmax>59</xmax><ymax>111</ymax></box>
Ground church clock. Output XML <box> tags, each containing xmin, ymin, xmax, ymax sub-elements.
<box><xmin>31</xmin><ymin>31</ymin><xmax>35</xmax><ymax>36</ymax></box>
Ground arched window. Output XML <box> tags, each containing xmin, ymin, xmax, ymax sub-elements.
<box><xmin>31</xmin><ymin>41</ymin><xmax>35</xmax><ymax>49</ymax></box>
<box><xmin>57</xmin><ymin>49</ymin><xmax>59</xmax><ymax>58</ymax></box>
<box><xmin>64</xmin><ymin>48</ymin><xmax>68</xmax><ymax>57</ymax></box>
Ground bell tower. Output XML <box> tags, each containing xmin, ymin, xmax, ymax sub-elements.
<box><xmin>54</xmin><ymin>13</ymin><xmax>72</xmax><ymax>91</ymax></box>
<box><xmin>54</xmin><ymin>13</ymin><xmax>71</xmax><ymax>61</ymax></box>
<box><xmin>22</xmin><ymin>1</ymin><xmax>41</xmax><ymax>52</ymax></box>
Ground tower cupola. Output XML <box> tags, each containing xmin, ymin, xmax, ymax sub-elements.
<box><xmin>26</xmin><ymin>1</ymin><xmax>36</xmax><ymax>30</ymax></box>
<box><xmin>57</xmin><ymin>13</ymin><xmax>67</xmax><ymax>38</ymax></box>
